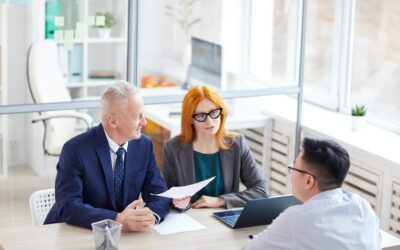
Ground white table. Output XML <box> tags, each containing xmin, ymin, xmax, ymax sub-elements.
<box><xmin>0</xmin><ymin>209</ymin><xmax>399</xmax><ymax>250</ymax></box>
<box><xmin>0</xmin><ymin>209</ymin><xmax>262</xmax><ymax>250</ymax></box>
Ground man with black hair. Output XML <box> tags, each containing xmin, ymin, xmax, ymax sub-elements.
<box><xmin>243</xmin><ymin>137</ymin><xmax>380</xmax><ymax>250</ymax></box>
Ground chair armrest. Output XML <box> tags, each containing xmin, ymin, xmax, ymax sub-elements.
<box><xmin>32</xmin><ymin>112</ymin><xmax>93</xmax><ymax>128</ymax></box>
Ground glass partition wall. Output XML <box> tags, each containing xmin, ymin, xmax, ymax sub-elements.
<box><xmin>0</xmin><ymin>0</ymin><xmax>306</xmax><ymax>178</ymax></box>
<box><xmin>135</xmin><ymin>0</ymin><xmax>302</xmax><ymax>91</ymax></box>
<box><xmin>134</xmin><ymin>0</ymin><xmax>305</xmax><ymax>169</ymax></box>
<box><xmin>0</xmin><ymin>0</ymin><xmax>129</xmax><ymax>176</ymax></box>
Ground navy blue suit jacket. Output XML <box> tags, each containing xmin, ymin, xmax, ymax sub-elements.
<box><xmin>44</xmin><ymin>124</ymin><xmax>170</xmax><ymax>228</ymax></box>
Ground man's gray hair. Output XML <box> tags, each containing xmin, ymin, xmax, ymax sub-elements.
<box><xmin>100</xmin><ymin>81</ymin><xmax>139</xmax><ymax>118</ymax></box>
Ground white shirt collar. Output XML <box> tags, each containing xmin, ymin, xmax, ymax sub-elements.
<box><xmin>104</xmin><ymin>130</ymin><xmax>129</xmax><ymax>154</ymax></box>
<box><xmin>306</xmin><ymin>188</ymin><xmax>343</xmax><ymax>203</ymax></box>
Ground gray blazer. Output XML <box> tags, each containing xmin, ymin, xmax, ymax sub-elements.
<box><xmin>162</xmin><ymin>134</ymin><xmax>268</xmax><ymax>208</ymax></box>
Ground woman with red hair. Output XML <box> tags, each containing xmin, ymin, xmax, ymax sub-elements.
<box><xmin>162</xmin><ymin>85</ymin><xmax>267</xmax><ymax>209</ymax></box>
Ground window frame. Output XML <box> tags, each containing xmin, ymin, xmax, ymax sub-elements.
<box><xmin>246</xmin><ymin>0</ymin><xmax>400</xmax><ymax>134</ymax></box>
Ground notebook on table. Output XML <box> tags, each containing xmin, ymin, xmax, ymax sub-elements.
<box><xmin>212</xmin><ymin>194</ymin><xmax>301</xmax><ymax>229</ymax></box>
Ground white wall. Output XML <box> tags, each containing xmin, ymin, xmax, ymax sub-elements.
<box><xmin>138</xmin><ymin>0</ymin><xmax>251</xmax><ymax>88</ymax></box>
<box><xmin>138</xmin><ymin>0</ymin><xmax>175</xmax><ymax>61</ymax></box>
<box><xmin>7</xmin><ymin>4</ymin><xmax>30</xmax><ymax>167</ymax></box>
<box><xmin>220</xmin><ymin>0</ymin><xmax>247</xmax><ymax>89</ymax></box>
<box><xmin>138</xmin><ymin>0</ymin><xmax>224</xmax><ymax>61</ymax></box>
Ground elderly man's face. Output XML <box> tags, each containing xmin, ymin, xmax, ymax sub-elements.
<box><xmin>115</xmin><ymin>94</ymin><xmax>147</xmax><ymax>141</ymax></box>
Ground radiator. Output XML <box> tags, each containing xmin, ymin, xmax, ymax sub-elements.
<box><xmin>342</xmin><ymin>163</ymin><xmax>380</xmax><ymax>212</ymax></box>
<box><xmin>389</xmin><ymin>181</ymin><xmax>400</xmax><ymax>236</ymax></box>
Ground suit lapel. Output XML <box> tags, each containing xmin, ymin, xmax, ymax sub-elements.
<box><xmin>179</xmin><ymin>143</ymin><xmax>196</xmax><ymax>185</ymax></box>
<box><xmin>220</xmin><ymin>147</ymin><xmax>234</xmax><ymax>193</ymax></box>
<box><xmin>95</xmin><ymin>124</ymin><xmax>115</xmax><ymax>210</ymax></box>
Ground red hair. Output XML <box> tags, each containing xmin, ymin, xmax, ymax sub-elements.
<box><xmin>180</xmin><ymin>85</ymin><xmax>235</xmax><ymax>149</ymax></box>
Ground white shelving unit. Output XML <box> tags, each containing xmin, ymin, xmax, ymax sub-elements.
<box><xmin>0</xmin><ymin>3</ymin><xmax>8</xmax><ymax>178</ymax></box>
<box><xmin>32</xmin><ymin>0</ymin><xmax>128</xmax><ymax>101</ymax></box>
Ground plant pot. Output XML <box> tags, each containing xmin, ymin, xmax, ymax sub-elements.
<box><xmin>351</xmin><ymin>116</ymin><xmax>366</xmax><ymax>131</ymax></box>
<box><xmin>97</xmin><ymin>28</ymin><xmax>111</xmax><ymax>39</ymax></box>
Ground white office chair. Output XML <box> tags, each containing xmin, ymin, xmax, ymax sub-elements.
<box><xmin>27</xmin><ymin>40</ymin><xmax>93</xmax><ymax>155</ymax></box>
<box><xmin>29</xmin><ymin>188</ymin><xmax>55</xmax><ymax>226</ymax></box>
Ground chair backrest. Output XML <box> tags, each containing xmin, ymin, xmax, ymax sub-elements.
<box><xmin>27</xmin><ymin>40</ymin><xmax>71</xmax><ymax>103</ymax></box>
<box><xmin>27</xmin><ymin>40</ymin><xmax>78</xmax><ymax>155</ymax></box>
<box><xmin>29</xmin><ymin>188</ymin><xmax>55</xmax><ymax>226</ymax></box>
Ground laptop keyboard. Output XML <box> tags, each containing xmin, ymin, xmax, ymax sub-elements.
<box><xmin>223</xmin><ymin>214</ymin><xmax>239</xmax><ymax>226</ymax></box>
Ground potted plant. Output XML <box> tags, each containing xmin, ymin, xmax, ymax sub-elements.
<box><xmin>95</xmin><ymin>12</ymin><xmax>116</xmax><ymax>38</ymax></box>
<box><xmin>165</xmin><ymin>0</ymin><xmax>201</xmax><ymax>65</ymax></box>
<box><xmin>351</xmin><ymin>104</ymin><xmax>367</xmax><ymax>131</ymax></box>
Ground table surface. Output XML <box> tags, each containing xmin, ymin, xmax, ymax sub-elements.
<box><xmin>0</xmin><ymin>208</ymin><xmax>399</xmax><ymax>250</ymax></box>
<box><xmin>0</xmin><ymin>208</ymin><xmax>263</xmax><ymax>250</ymax></box>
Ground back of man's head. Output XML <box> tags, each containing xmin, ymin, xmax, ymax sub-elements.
<box><xmin>302</xmin><ymin>137</ymin><xmax>350</xmax><ymax>191</ymax></box>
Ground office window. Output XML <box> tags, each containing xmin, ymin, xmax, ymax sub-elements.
<box><xmin>247</xmin><ymin>0</ymin><xmax>400</xmax><ymax>133</ymax></box>
<box><xmin>303</xmin><ymin>0</ymin><xmax>337</xmax><ymax>107</ymax></box>
<box><xmin>351</xmin><ymin>0</ymin><xmax>400</xmax><ymax>129</ymax></box>
<box><xmin>248</xmin><ymin>0</ymin><xmax>297</xmax><ymax>86</ymax></box>
<box><xmin>248</xmin><ymin>0</ymin><xmax>337</xmax><ymax>93</ymax></box>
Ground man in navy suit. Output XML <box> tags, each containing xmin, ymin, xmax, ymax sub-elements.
<box><xmin>45</xmin><ymin>81</ymin><xmax>170</xmax><ymax>231</ymax></box>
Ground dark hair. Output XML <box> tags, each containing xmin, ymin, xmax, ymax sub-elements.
<box><xmin>301</xmin><ymin>137</ymin><xmax>350</xmax><ymax>191</ymax></box>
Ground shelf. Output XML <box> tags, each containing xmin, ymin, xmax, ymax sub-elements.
<box><xmin>55</xmin><ymin>39</ymin><xmax>85</xmax><ymax>44</ymax></box>
<box><xmin>87</xmin><ymin>79</ymin><xmax>123</xmax><ymax>87</ymax></box>
<box><xmin>87</xmin><ymin>38</ymin><xmax>127</xmax><ymax>43</ymax></box>
<box><xmin>43</xmin><ymin>0</ymin><xmax>129</xmax><ymax>102</ymax></box>
<box><xmin>54</xmin><ymin>37</ymin><xmax>126</xmax><ymax>45</ymax></box>
<box><xmin>65</xmin><ymin>79</ymin><xmax>124</xmax><ymax>88</ymax></box>
<box><xmin>65</xmin><ymin>82</ymin><xmax>84</xmax><ymax>88</ymax></box>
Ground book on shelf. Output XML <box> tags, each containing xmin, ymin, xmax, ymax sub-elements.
<box><xmin>45</xmin><ymin>1</ymin><xmax>61</xmax><ymax>39</ymax></box>
<box><xmin>68</xmin><ymin>44</ymin><xmax>83</xmax><ymax>82</ymax></box>
<box><xmin>89</xmin><ymin>70</ymin><xmax>120</xmax><ymax>80</ymax></box>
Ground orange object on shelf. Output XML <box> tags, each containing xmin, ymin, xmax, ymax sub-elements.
<box><xmin>141</xmin><ymin>75</ymin><xmax>177</xmax><ymax>88</ymax></box>
<box><xmin>141</xmin><ymin>75</ymin><xmax>157</xmax><ymax>88</ymax></box>
<box><xmin>160</xmin><ymin>81</ymin><xmax>177</xmax><ymax>87</ymax></box>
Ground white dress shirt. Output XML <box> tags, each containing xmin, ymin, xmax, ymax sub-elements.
<box><xmin>104</xmin><ymin>131</ymin><xmax>128</xmax><ymax>173</ymax></box>
<box><xmin>242</xmin><ymin>188</ymin><xmax>380</xmax><ymax>250</ymax></box>
<box><xmin>103</xmin><ymin>131</ymin><xmax>161</xmax><ymax>223</ymax></box>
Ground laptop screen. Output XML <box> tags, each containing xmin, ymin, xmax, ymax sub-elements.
<box><xmin>213</xmin><ymin>195</ymin><xmax>301</xmax><ymax>229</ymax></box>
<box><xmin>189</xmin><ymin>37</ymin><xmax>222</xmax><ymax>89</ymax></box>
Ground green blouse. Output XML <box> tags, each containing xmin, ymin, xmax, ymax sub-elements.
<box><xmin>193</xmin><ymin>150</ymin><xmax>224</xmax><ymax>200</ymax></box>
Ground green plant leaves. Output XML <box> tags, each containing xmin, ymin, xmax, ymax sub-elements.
<box><xmin>351</xmin><ymin>105</ymin><xmax>366</xmax><ymax>116</ymax></box>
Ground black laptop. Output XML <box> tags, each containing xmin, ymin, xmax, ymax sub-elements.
<box><xmin>212</xmin><ymin>194</ymin><xmax>301</xmax><ymax>229</ymax></box>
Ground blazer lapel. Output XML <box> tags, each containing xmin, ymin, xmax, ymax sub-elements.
<box><xmin>220</xmin><ymin>148</ymin><xmax>235</xmax><ymax>193</ymax></box>
<box><xmin>95</xmin><ymin>125</ymin><xmax>115</xmax><ymax>210</ymax></box>
<box><xmin>179</xmin><ymin>143</ymin><xmax>196</xmax><ymax>185</ymax></box>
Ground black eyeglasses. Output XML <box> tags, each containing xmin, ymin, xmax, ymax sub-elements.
<box><xmin>192</xmin><ymin>108</ymin><xmax>223</xmax><ymax>122</ymax></box>
<box><xmin>287</xmin><ymin>165</ymin><xmax>317</xmax><ymax>179</ymax></box>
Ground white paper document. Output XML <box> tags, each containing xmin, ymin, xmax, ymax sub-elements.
<box><xmin>154</xmin><ymin>211</ymin><xmax>206</xmax><ymax>235</ymax></box>
<box><xmin>152</xmin><ymin>176</ymin><xmax>215</xmax><ymax>199</ymax></box>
